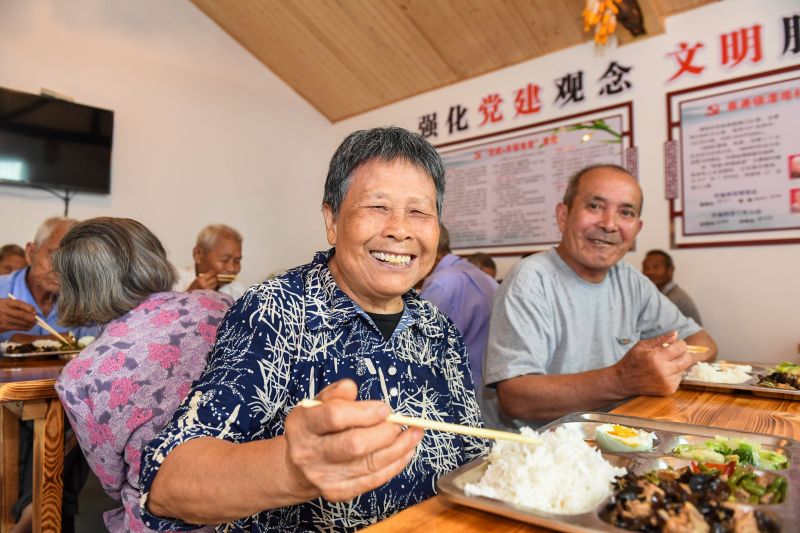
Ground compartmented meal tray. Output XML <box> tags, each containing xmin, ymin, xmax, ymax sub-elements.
<box><xmin>437</xmin><ymin>411</ymin><xmax>798</xmax><ymax>532</ymax></box>
<box><xmin>681</xmin><ymin>362</ymin><xmax>800</xmax><ymax>401</ymax></box>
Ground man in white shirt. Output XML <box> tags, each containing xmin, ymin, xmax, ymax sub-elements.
<box><xmin>176</xmin><ymin>224</ymin><xmax>246</xmax><ymax>301</ymax></box>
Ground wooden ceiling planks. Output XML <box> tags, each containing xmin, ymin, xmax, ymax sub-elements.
<box><xmin>655</xmin><ymin>0</ymin><xmax>715</xmax><ymax>16</ymax></box>
<box><xmin>400</xmin><ymin>0</ymin><xmax>588</xmax><ymax>79</ymax></box>
<box><xmin>190</xmin><ymin>0</ymin><xmax>717</xmax><ymax>122</ymax></box>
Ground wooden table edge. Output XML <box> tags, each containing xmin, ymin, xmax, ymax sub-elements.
<box><xmin>0</xmin><ymin>379</ymin><xmax>59</xmax><ymax>403</ymax></box>
<box><xmin>0</xmin><ymin>374</ymin><xmax>64</xmax><ymax>533</ymax></box>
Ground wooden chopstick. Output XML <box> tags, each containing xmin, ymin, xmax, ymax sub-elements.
<box><xmin>662</xmin><ymin>342</ymin><xmax>709</xmax><ymax>354</ymax></box>
<box><xmin>8</xmin><ymin>293</ymin><xmax>72</xmax><ymax>346</ymax></box>
<box><xmin>687</xmin><ymin>345</ymin><xmax>709</xmax><ymax>354</ymax></box>
<box><xmin>298</xmin><ymin>399</ymin><xmax>540</xmax><ymax>445</ymax></box>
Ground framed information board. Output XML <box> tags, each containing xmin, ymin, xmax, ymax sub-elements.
<box><xmin>437</xmin><ymin>103</ymin><xmax>634</xmax><ymax>255</ymax></box>
<box><xmin>666</xmin><ymin>65</ymin><xmax>800</xmax><ymax>248</ymax></box>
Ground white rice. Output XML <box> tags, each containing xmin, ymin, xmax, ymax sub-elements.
<box><xmin>685</xmin><ymin>362</ymin><xmax>752</xmax><ymax>384</ymax></box>
<box><xmin>464</xmin><ymin>426</ymin><xmax>626</xmax><ymax>515</ymax></box>
<box><xmin>32</xmin><ymin>339</ymin><xmax>62</xmax><ymax>349</ymax></box>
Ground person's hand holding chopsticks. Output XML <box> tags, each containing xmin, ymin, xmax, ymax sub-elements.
<box><xmin>611</xmin><ymin>331</ymin><xmax>693</xmax><ymax>397</ymax></box>
<box><xmin>186</xmin><ymin>271</ymin><xmax>220</xmax><ymax>291</ymax></box>
<box><xmin>6</xmin><ymin>293</ymin><xmax>72</xmax><ymax>345</ymax></box>
<box><xmin>284</xmin><ymin>379</ymin><xmax>424</xmax><ymax>503</ymax></box>
<box><xmin>0</xmin><ymin>296</ymin><xmax>37</xmax><ymax>333</ymax></box>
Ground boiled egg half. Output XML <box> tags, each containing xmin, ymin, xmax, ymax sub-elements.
<box><xmin>595</xmin><ymin>424</ymin><xmax>655</xmax><ymax>452</ymax></box>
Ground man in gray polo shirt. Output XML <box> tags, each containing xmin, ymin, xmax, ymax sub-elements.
<box><xmin>482</xmin><ymin>164</ymin><xmax>717</xmax><ymax>429</ymax></box>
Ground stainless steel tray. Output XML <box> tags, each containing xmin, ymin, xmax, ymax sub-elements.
<box><xmin>437</xmin><ymin>412</ymin><xmax>798</xmax><ymax>532</ymax></box>
<box><xmin>1</xmin><ymin>349</ymin><xmax>79</xmax><ymax>359</ymax></box>
<box><xmin>681</xmin><ymin>361</ymin><xmax>800</xmax><ymax>401</ymax></box>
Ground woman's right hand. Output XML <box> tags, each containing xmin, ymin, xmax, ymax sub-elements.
<box><xmin>283</xmin><ymin>379</ymin><xmax>423</xmax><ymax>502</ymax></box>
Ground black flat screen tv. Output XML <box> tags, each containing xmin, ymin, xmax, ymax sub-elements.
<box><xmin>0</xmin><ymin>87</ymin><xmax>113</xmax><ymax>194</ymax></box>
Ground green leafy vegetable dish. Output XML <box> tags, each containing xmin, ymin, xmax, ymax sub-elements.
<box><xmin>757</xmin><ymin>361</ymin><xmax>800</xmax><ymax>390</ymax></box>
<box><xmin>672</xmin><ymin>436</ymin><xmax>788</xmax><ymax>470</ymax></box>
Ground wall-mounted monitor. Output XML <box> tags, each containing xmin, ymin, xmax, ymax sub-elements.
<box><xmin>0</xmin><ymin>86</ymin><xmax>113</xmax><ymax>194</ymax></box>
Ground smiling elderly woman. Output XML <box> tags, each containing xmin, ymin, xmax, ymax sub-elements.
<box><xmin>139</xmin><ymin>127</ymin><xmax>485</xmax><ymax>532</ymax></box>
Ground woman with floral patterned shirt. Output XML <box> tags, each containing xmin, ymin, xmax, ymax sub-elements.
<box><xmin>52</xmin><ymin>217</ymin><xmax>231</xmax><ymax>532</ymax></box>
<box><xmin>140</xmin><ymin>127</ymin><xmax>487</xmax><ymax>532</ymax></box>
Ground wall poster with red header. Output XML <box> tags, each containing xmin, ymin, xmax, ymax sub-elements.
<box><xmin>436</xmin><ymin>103</ymin><xmax>634</xmax><ymax>255</ymax></box>
<box><xmin>666</xmin><ymin>65</ymin><xmax>800</xmax><ymax>248</ymax></box>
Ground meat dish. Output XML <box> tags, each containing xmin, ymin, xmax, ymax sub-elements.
<box><xmin>758</xmin><ymin>362</ymin><xmax>800</xmax><ymax>391</ymax></box>
<box><xmin>601</xmin><ymin>463</ymin><xmax>784</xmax><ymax>532</ymax></box>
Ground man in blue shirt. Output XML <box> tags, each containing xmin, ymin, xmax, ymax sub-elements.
<box><xmin>420</xmin><ymin>225</ymin><xmax>498</xmax><ymax>390</ymax></box>
<box><xmin>0</xmin><ymin>217</ymin><xmax>99</xmax><ymax>533</ymax></box>
<box><xmin>0</xmin><ymin>244</ymin><xmax>26</xmax><ymax>275</ymax></box>
<box><xmin>0</xmin><ymin>217</ymin><xmax>96</xmax><ymax>343</ymax></box>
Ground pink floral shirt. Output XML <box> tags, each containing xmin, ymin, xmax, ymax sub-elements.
<box><xmin>56</xmin><ymin>291</ymin><xmax>231</xmax><ymax>532</ymax></box>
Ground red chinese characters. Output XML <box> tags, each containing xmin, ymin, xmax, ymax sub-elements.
<box><xmin>668</xmin><ymin>42</ymin><xmax>706</xmax><ymax>81</ymax></box>
<box><xmin>478</xmin><ymin>93</ymin><xmax>504</xmax><ymax>125</ymax></box>
<box><xmin>721</xmin><ymin>25</ymin><xmax>763</xmax><ymax>68</ymax></box>
<box><xmin>705</xmin><ymin>87</ymin><xmax>800</xmax><ymax>116</ymax></box>
<box><xmin>514</xmin><ymin>83</ymin><xmax>541</xmax><ymax>116</ymax></box>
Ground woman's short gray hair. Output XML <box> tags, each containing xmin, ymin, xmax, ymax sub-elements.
<box><xmin>53</xmin><ymin>217</ymin><xmax>178</xmax><ymax>326</ymax></box>
<box><xmin>195</xmin><ymin>224</ymin><xmax>243</xmax><ymax>252</ymax></box>
<box><xmin>322</xmin><ymin>127</ymin><xmax>446</xmax><ymax>217</ymax></box>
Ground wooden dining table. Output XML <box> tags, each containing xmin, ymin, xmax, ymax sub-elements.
<box><xmin>363</xmin><ymin>388</ymin><xmax>800</xmax><ymax>532</ymax></box>
<box><xmin>0</xmin><ymin>356</ymin><xmax>69</xmax><ymax>533</ymax></box>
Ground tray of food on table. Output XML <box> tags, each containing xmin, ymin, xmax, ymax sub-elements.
<box><xmin>680</xmin><ymin>361</ymin><xmax>800</xmax><ymax>401</ymax></box>
<box><xmin>0</xmin><ymin>334</ymin><xmax>95</xmax><ymax>359</ymax></box>
<box><xmin>437</xmin><ymin>411</ymin><xmax>795</xmax><ymax>532</ymax></box>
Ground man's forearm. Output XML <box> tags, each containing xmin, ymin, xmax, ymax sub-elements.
<box><xmin>147</xmin><ymin>436</ymin><xmax>314</xmax><ymax>525</ymax></box>
<box><xmin>496</xmin><ymin>367</ymin><xmax>625</xmax><ymax>422</ymax></box>
<box><xmin>496</xmin><ymin>331</ymin><xmax>713</xmax><ymax>422</ymax></box>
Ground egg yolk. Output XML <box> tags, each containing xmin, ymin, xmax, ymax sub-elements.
<box><xmin>609</xmin><ymin>425</ymin><xmax>638</xmax><ymax>438</ymax></box>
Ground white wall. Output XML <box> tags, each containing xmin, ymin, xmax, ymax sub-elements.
<box><xmin>0</xmin><ymin>0</ymin><xmax>334</xmax><ymax>284</ymax></box>
<box><xmin>335</xmin><ymin>0</ymin><xmax>800</xmax><ymax>363</ymax></box>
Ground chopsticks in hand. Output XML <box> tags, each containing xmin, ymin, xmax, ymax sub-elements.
<box><xmin>686</xmin><ymin>345</ymin><xmax>709</xmax><ymax>354</ymax></box>
<box><xmin>661</xmin><ymin>341</ymin><xmax>709</xmax><ymax>354</ymax></box>
<box><xmin>7</xmin><ymin>293</ymin><xmax>72</xmax><ymax>346</ymax></box>
<box><xmin>298</xmin><ymin>398</ymin><xmax>540</xmax><ymax>445</ymax></box>
<box><xmin>216</xmin><ymin>274</ymin><xmax>237</xmax><ymax>285</ymax></box>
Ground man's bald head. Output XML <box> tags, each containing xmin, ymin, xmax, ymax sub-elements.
<box><xmin>562</xmin><ymin>164</ymin><xmax>643</xmax><ymax>215</ymax></box>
